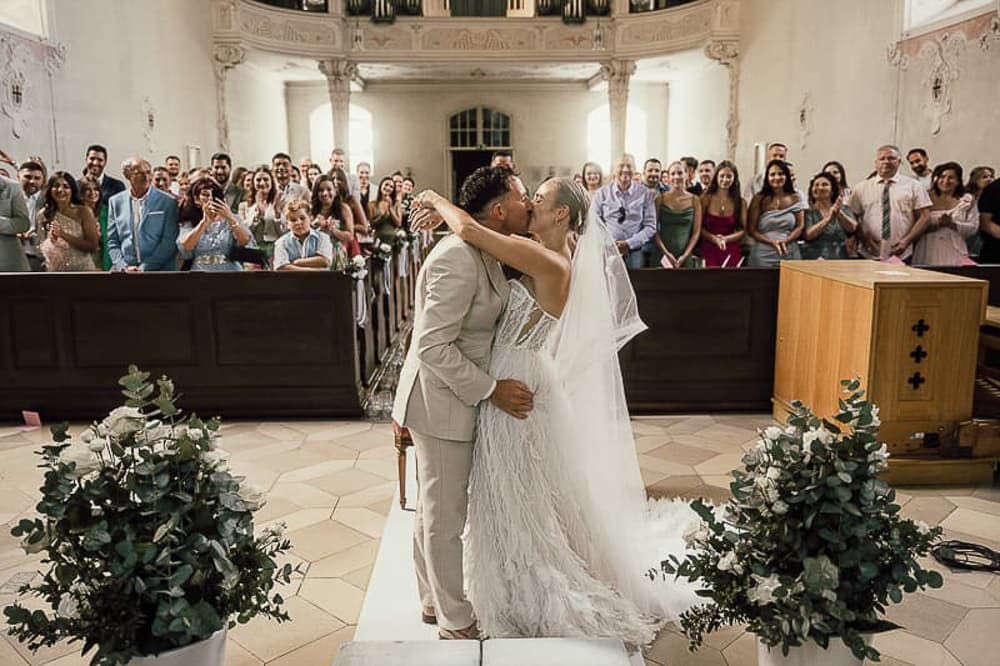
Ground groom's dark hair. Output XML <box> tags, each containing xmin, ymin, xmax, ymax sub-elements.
<box><xmin>458</xmin><ymin>165</ymin><xmax>515</xmax><ymax>221</ymax></box>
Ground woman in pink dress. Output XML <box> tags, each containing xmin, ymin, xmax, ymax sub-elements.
<box><xmin>39</xmin><ymin>172</ymin><xmax>99</xmax><ymax>272</ymax></box>
<box><xmin>698</xmin><ymin>160</ymin><xmax>745</xmax><ymax>267</ymax></box>
<box><xmin>913</xmin><ymin>162</ymin><xmax>978</xmax><ymax>266</ymax></box>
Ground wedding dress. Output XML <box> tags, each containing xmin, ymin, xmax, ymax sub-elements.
<box><xmin>465</xmin><ymin>216</ymin><xmax>701</xmax><ymax>646</ymax></box>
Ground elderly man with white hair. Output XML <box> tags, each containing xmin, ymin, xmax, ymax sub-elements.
<box><xmin>106</xmin><ymin>156</ymin><xmax>179</xmax><ymax>271</ymax></box>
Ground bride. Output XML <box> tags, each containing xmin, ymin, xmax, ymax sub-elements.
<box><xmin>412</xmin><ymin>178</ymin><xmax>699</xmax><ymax>646</ymax></box>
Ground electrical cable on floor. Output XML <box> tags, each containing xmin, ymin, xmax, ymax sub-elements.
<box><xmin>931</xmin><ymin>540</ymin><xmax>1000</xmax><ymax>573</ymax></box>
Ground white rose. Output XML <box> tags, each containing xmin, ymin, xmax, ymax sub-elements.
<box><xmin>86</xmin><ymin>438</ymin><xmax>108</xmax><ymax>453</ymax></box>
<box><xmin>772</xmin><ymin>499</ymin><xmax>789</xmax><ymax>515</ymax></box>
<box><xmin>747</xmin><ymin>574</ymin><xmax>782</xmax><ymax>605</ymax></box>
<box><xmin>59</xmin><ymin>444</ymin><xmax>100</xmax><ymax>478</ymax></box>
<box><xmin>202</xmin><ymin>449</ymin><xmax>229</xmax><ymax>469</ymax></box>
<box><xmin>683</xmin><ymin>522</ymin><xmax>710</xmax><ymax>547</ymax></box>
<box><xmin>237</xmin><ymin>483</ymin><xmax>267</xmax><ymax>512</ymax></box>
<box><xmin>802</xmin><ymin>427</ymin><xmax>833</xmax><ymax>450</ymax></box>
<box><xmin>187</xmin><ymin>427</ymin><xmax>203</xmax><ymax>441</ymax></box>
<box><xmin>868</xmin><ymin>443</ymin><xmax>890</xmax><ymax>470</ymax></box>
<box><xmin>80</xmin><ymin>429</ymin><xmax>95</xmax><ymax>444</ymax></box>
<box><xmin>57</xmin><ymin>596</ymin><xmax>80</xmax><ymax>619</ymax></box>
<box><xmin>914</xmin><ymin>520</ymin><xmax>931</xmax><ymax>536</ymax></box>
<box><xmin>717</xmin><ymin>550</ymin><xmax>744</xmax><ymax>575</ymax></box>
<box><xmin>101</xmin><ymin>406</ymin><xmax>145</xmax><ymax>438</ymax></box>
<box><xmin>763</xmin><ymin>426</ymin><xmax>783</xmax><ymax>441</ymax></box>
<box><xmin>140</xmin><ymin>424</ymin><xmax>172</xmax><ymax>444</ymax></box>
<box><xmin>870</xmin><ymin>405</ymin><xmax>881</xmax><ymax>428</ymax></box>
<box><xmin>173</xmin><ymin>425</ymin><xmax>189</xmax><ymax>439</ymax></box>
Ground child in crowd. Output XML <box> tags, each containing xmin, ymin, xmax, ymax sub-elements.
<box><xmin>273</xmin><ymin>199</ymin><xmax>334</xmax><ymax>271</ymax></box>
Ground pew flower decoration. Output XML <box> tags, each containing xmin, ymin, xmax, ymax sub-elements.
<box><xmin>4</xmin><ymin>366</ymin><xmax>297</xmax><ymax>666</ymax></box>
<box><xmin>374</xmin><ymin>241</ymin><xmax>394</xmax><ymax>263</ymax></box>
<box><xmin>391</xmin><ymin>228</ymin><xmax>410</xmax><ymax>251</ymax></box>
<box><xmin>344</xmin><ymin>254</ymin><xmax>368</xmax><ymax>280</ymax></box>
<box><xmin>659</xmin><ymin>379</ymin><xmax>943</xmax><ymax>662</ymax></box>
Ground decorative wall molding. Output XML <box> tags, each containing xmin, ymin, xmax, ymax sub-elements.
<box><xmin>213</xmin><ymin>43</ymin><xmax>247</xmax><ymax>152</ymax></box>
<box><xmin>980</xmin><ymin>13</ymin><xmax>1000</xmax><ymax>49</ymax></box>
<box><xmin>704</xmin><ymin>39</ymin><xmax>739</xmax><ymax>160</ymax></box>
<box><xmin>0</xmin><ymin>28</ymin><xmax>65</xmax><ymax>139</ymax></box>
<box><xmin>916</xmin><ymin>31</ymin><xmax>967</xmax><ymax>135</ymax></box>
<box><xmin>796</xmin><ymin>92</ymin><xmax>813</xmax><ymax>150</ymax></box>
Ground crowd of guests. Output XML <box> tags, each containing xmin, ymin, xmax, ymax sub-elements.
<box><xmin>0</xmin><ymin>145</ymin><xmax>420</xmax><ymax>273</ymax></box>
<box><xmin>1</xmin><ymin>142</ymin><xmax>997</xmax><ymax>273</ymax></box>
<box><xmin>580</xmin><ymin>143</ymin><xmax>997</xmax><ymax>268</ymax></box>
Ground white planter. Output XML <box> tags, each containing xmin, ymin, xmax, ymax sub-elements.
<box><xmin>756</xmin><ymin>635</ymin><xmax>868</xmax><ymax>666</ymax></box>
<box><xmin>128</xmin><ymin>629</ymin><xmax>227</xmax><ymax>666</ymax></box>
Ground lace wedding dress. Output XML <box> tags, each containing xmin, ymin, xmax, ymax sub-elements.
<box><xmin>465</xmin><ymin>279</ymin><xmax>700</xmax><ymax>646</ymax></box>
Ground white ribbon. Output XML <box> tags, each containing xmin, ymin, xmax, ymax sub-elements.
<box><xmin>381</xmin><ymin>260</ymin><xmax>392</xmax><ymax>293</ymax></box>
<box><xmin>354</xmin><ymin>278</ymin><xmax>367</xmax><ymax>328</ymax></box>
<box><xmin>397</xmin><ymin>245</ymin><xmax>409</xmax><ymax>278</ymax></box>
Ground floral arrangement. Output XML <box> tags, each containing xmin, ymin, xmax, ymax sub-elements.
<box><xmin>4</xmin><ymin>367</ymin><xmax>296</xmax><ymax>666</ymax></box>
<box><xmin>660</xmin><ymin>380</ymin><xmax>943</xmax><ymax>661</ymax></box>
<box><xmin>344</xmin><ymin>253</ymin><xmax>368</xmax><ymax>280</ymax></box>
<box><xmin>390</xmin><ymin>228</ymin><xmax>410</xmax><ymax>251</ymax></box>
<box><xmin>373</xmin><ymin>241</ymin><xmax>394</xmax><ymax>263</ymax></box>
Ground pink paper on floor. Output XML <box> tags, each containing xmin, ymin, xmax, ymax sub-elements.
<box><xmin>21</xmin><ymin>410</ymin><xmax>42</xmax><ymax>430</ymax></box>
<box><xmin>883</xmin><ymin>256</ymin><xmax>906</xmax><ymax>265</ymax></box>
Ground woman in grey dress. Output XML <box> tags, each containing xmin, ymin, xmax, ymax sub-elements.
<box><xmin>801</xmin><ymin>172</ymin><xmax>857</xmax><ymax>260</ymax></box>
<box><xmin>748</xmin><ymin>160</ymin><xmax>804</xmax><ymax>267</ymax></box>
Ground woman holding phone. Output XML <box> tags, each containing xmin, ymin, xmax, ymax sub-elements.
<box><xmin>177</xmin><ymin>178</ymin><xmax>253</xmax><ymax>271</ymax></box>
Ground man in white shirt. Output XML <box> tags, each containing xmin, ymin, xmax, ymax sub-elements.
<box><xmin>849</xmin><ymin>145</ymin><xmax>931</xmax><ymax>262</ymax></box>
<box><xmin>272</xmin><ymin>152</ymin><xmax>310</xmax><ymax>202</ymax></box>
<box><xmin>744</xmin><ymin>142</ymin><xmax>789</xmax><ymax>202</ymax></box>
<box><xmin>906</xmin><ymin>147</ymin><xmax>932</xmax><ymax>190</ymax></box>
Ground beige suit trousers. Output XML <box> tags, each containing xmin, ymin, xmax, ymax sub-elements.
<box><xmin>411</xmin><ymin>429</ymin><xmax>474</xmax><ymax>631</ymax></box>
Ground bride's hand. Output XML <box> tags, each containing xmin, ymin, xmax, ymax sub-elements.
<box><xmin>409</xmin><ymin>208</ymin><xmax>445</xmax><ymax>232</ymax></box>
<box><xmin>412</xmin><ymin>189</ymin><xmax>444</xmax><ymax>211</ymax></box>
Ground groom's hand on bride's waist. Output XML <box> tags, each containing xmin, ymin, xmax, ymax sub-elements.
<box><xmin>489</xmin><ymin>379</ymin><xmax>534</xmax><ymax>420</ymax></box>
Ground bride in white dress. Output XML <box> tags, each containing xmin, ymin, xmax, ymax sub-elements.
<box><xmin>412</xmin><ymin>178</ymin><xmax>699</xmax><ymax>646</ymax></box>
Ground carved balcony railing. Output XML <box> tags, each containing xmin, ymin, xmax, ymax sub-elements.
<box><xmin>218</xmin><ymin>0</ymin><xmax>739</xmax><ymax>61</ymax></box>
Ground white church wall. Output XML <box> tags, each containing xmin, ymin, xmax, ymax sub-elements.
<box><xmin>228</xmin><ymin>63</ymin><xmax>289</xmax><ymax>168</ymax></box>
<box><xmin>736</xmin><ymin>0</ymin><xmax>999</xmax><ymax>190</ymax></box>
<box><xmin>284</xmin><ymin>81</ymin><xmax>669</xmax><ymax>195</ymax></box>
<box><xmin>664</xmin><ymin>62</ymin><xmax>730</xmax><ymax>166</ymax></box>
<box><xmin>2</xmin><ymin>0</ymin><xmax>220</xmax><ymax>178</ymax></box>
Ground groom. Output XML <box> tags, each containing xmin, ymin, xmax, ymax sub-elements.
<box><xmin>392</xmin><ymin>165</ymin><xmax>535</xmax><ymax>639</ymax></box>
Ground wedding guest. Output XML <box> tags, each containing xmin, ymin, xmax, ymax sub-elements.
<box><xmin>311</xmin><ymin>172</ymin><xmax>353</xmax><ymax>270</ymax></box>
<box><xmin>744</xmin><ymin>142</ymin><xmax>788</xmax><ymax>202</ymax></box>
<box><xmin>333</xmin><ymin>168</ymin><xmax>369</xmax><ymax>238</ymax></box>
<box><xmin>106</xmin><ymin>157</ymin><xmax>179</xmax><ymax>272</ymax></box>
<box><xmin>590</xmin><ymin>154</ymin><xmax>656</xmax><ymax>268</ymax></box>
<box><xmin>978</xmin><ymin>179</ymin><xmax>1000</xmax><ymax>263</ymax></box>
<box><xmin>368</xmin><ymin>176</ymin><xmax>402</xmax><ymax>244</ymax></box>
<box><xmin>490</xmin><ymin>150</ymin><xmax>515</xmax><ymax>170</ymax></box>
<box><xmin>848</xmin><ymin>145</ymin><xmax>931</xmax><ymax>261</ymax></box>
<box><xmin>913</xmin><ymin>162</ymin><xmax>978</xmax><ymax>266</ymax></box>
<box><xmin>210</xmin><ymin>153</ymin><xmax>241</xmax><ymax>212</ymax></box>
<box><xmin>822</xmin><ymin>160</ymin><xmax>852</xmax><ymax>202</ymax></box>
<box><xmin>392</xmin><ymin>171</ymin><xmax>405</xmax><ymax>198</ymax></box>
<box><xmin>152</xmin><ymin>166</ymin><xmax>173</xmax><ymax>195</ymax></box>
<box><xmin>748</xmin><ymin>159</ymin><xmax>804</xmax><ymax>266</ymax></box>
<box><xmin>83</xmin><ymin>144</ymin><xmax>126</xmax><ymax>203</ymax></box>
<box><xmin>165</xmin><ymin>154</ymin><xmax>182</xmax><ymax>195</ymax></box>
<box><xmin>642</xmin><ymin>158</ymin><xmax>663</xmax><ymax>194</ymax></box>
<box><xmin>357</xmin><ymin>161</ymin><xmax>372</xmax><ymax>212</ymax></box>
<box><xmin>274</xmin><ymin>199</ymin><xmax>333</xmax><ymax>271</ymax></box>
<box><xmin>16</xmin><ymin>160</ymin><xmax>45</xmax><ymax>271</ymax></box>
<box><xmin>966</xmin><ymin>166</ymin><xmax>995</xmax><ymax>257</ymax></box>
<box><xmin>237</xmin><ymin>170</ymin><xmax>255</xmax><ymax>219</ymax></box>
<box><xmin>681</xmin><ymin>156</ymin><xmax>702</xmax><ymax>194</ymax></box>
<box><xmin>696</xmin><ymin>160</ymin><xmax>715</xmax><ymax>192</ymax></box>
<box><xmin>38</xmin><ymin>172</ymin><xmax>99</xmax><ymax>271</ymax></box>
<box><xmin>291</xmin><ymin>165</ymin><xmax>302</xmax><ymax>184</ymax></box>
<box><xmin>176</xmin><ymin>170</ymin><xmax>191</xmax><ymax>200</ymax></box>
<box><xmin>306</xmin><ymin>164</ymin><xmax>322</xmax><ymax>191</ymax></box>
<box><xmin>272</xmin><ymin>152</ymin><xmax>310</xmax><ymax>201</ymax></box>
<box><xmin>330</xmin><ymin>148</ymin><xmax>359</xmax><ymax>195</ymax></box>
<box><xmin>299</xmin><ymin>156</ymin><xmax>314</xmax><ymax>177</ymax></box>
<box><xmin>654</xmin><ymin>161</ymin><xmax>701</xmax><ymax>268</ymax></box>
<box><xmin>244</xmin><ymin>168</ymin><xmax>285</xmax><ymax>260</ymax></box>
<box><xmin>801</xmin><ymin>172</ymin><xmax>857</xmax><ymax>260</ymax></box>
<box><xmin>698</xmin><ymin>160</ymin><xmax>745</xmax><ymax>267</ymax></box>
<box><xmin>78</xmin><ymin>175</ymin><xmax>110</xmax><ymax>270</ymax></box>
<box><xmin>0</xmin><ymin>172</ymin><xmax>30</xmax><ymax>271</ymax></box>
<box><xmin>177</xmin><ymin>178</ymin><xmax>252</xmax><ymax>272</ymax></box>
<box><xmin>906</xmin><ymin>148</ymin><xmax>932</xmax><ymax>190</ymax></box>
<box><xmin>177</xmin><ymin>168</ymin><xmax>213</xmax><ymax>226</ymax></box>
<box><xmin>581</xmin><ymin>161</ymin><xmax>603</xmax><ymax>201</ymax></box>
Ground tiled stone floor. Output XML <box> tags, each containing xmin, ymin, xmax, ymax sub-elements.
<box><xmin>1</xmin><ymin>414</ymin><xmax>998</xmax><ymax>666</ymax></box>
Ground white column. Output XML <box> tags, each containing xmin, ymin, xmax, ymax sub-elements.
<box><xmin>318</xmin><ymin>58</ymin><xmax>358</xmax><ymax>160</ymax></box>
<box><xmin>212</xmin><ymin>43</ymin><xmax>246</xmax><ymax>153</ymax></box>
<box><xmin>704</xmin><ymin>41</ymin><xmax>740</xmax><ymax>161</ymax></box>
<box><xmin>604</xmin><ymin>59</ymin><xmax>636</xmax><ymax>160</ymax></box>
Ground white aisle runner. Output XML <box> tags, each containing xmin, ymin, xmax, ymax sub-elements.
<box><xmin>353</xmin><ymin>450</ymin><xmax>644</xmax><ymax>665</ymax></box>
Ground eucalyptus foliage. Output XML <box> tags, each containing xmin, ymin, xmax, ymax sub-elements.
<box><xmin>4</xmin><ymin>366</ymin><xmax>296</xmax><ymax>665</ymax></box>
<box><xmin>661</xmin><ymin>380</ymin><xmax>943</xmax><ymax>661</ymax></box>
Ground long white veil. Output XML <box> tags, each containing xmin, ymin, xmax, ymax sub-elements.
<box><xmin>549</xmin><ymin>211</ymin><xmax>699</xmax><ymax>619</ymax></box>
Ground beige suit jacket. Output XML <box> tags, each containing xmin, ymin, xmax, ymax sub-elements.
<box><xmin>392</xmin><ymin>234</ymin><xmax>510</xmax><ymax>442</ymax></box>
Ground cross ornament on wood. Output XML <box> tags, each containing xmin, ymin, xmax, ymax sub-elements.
<box><xmin>912</xmin><ymin>319</ymin><xmax>930</xmax><ymax>336</ymax></box>
<box><xmin>910</xmin><ymin>345</ymin><xmax>928</xmax><ymax>363</ymax></box>
<box><xmin>907</xmin><ymin>372</ymin><xmax>926</xmax><ymax>389</ymax></box>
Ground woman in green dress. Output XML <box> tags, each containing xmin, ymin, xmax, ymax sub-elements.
<box><xmin>367</xmin><ymin>176</ymin><xmax>401</xmax><ymax>245</ymax></box>
<box><xmin>801</xmin><ymin>172</ymin><xmax>857</xmax><ymax>260</ymax></box>
<box><xmin>654</xmin><ymin>161</ymin><xmax>702</xmax><ymax>268</ymax></box>
<box><xmin>78</xmin><ymin>175</ymin><xmax>110</xmax><ymax>270</ymax></box>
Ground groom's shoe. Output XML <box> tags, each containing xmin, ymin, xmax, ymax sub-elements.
<box><xmin>438</xmin><ymin>623</ymin><xmax>480</xmax><ymax>640</ymax></box>
<box><xmin>421</xmin><ymin>606</ymin><xmax>437</xmax><ymax>625</ymax></box>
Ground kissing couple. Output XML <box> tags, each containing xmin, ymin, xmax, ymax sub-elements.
<box><xmin>392</xmin><ymin>165</ymin><xmax>698</xmax><ymax>645</ymax></box>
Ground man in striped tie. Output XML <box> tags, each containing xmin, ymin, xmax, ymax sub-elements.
<box><xmin>848</xmin><ymin>145</ymin><xmax>931</xmax><ymax>262</ymax></box>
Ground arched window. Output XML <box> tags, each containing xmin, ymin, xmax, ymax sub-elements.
<box><xmin>308</xmin><ymin>103</ymin><xmax>374</xmax><ymax>171</ymax></box>
<box><xmin>904</xmin><ymin>0</ymin><xmax>992</xmax><ymax>32</ymax></box>
<box><xmin>586</xmin><ymin>104</ymin><xmax>648</xmax><ymax>173</ymax></box>
<box><xmin>0</xmin><ymin>0</ymin><xmax>47</xmax><ymax>37</ymax></box>
<box><xmin>448</xmin><ymin>107</ymin><xmax>511</xmax><ymax>149</ymax></box>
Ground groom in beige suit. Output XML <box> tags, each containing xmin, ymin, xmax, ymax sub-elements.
<box><xmin>392</xmin><ymin>166</ymin><xmax>535</xmax><ymax>639</ymax></box>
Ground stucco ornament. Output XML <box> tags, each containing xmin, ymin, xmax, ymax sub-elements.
<box><xmin>917</xmin><ymin>31</ymin><xmax>967</xmax><ymax>135</ymax></box>
<box><xmin>0</xmin><ymin>36</ymin><xmax>33</xmax><ymax>138</ymax></box>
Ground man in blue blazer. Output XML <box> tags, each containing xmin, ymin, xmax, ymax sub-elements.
<box><xmin>106</xmin><ymin>157</ymin><xmax>179</xmax><ymax>271</ymax></box>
